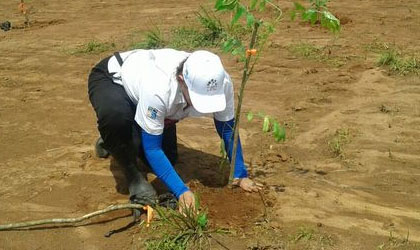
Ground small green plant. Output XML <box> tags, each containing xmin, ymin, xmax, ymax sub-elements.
<box><xmin>146</xmin><ymin>198</ymin><xmax>212</xmax><ymax>250</ymax></box>
<box><xmin>246</xmin><ymin>111</ymin><xmax>286</xmax><ymax>142</ymax></box>
<box><xmin>291</xmin><ymin>0</ymin><xmax>340</xmax><ymax>33</ymax></box>
<box><xmin>71</xmin><ymin>40</ymin><xmax>115</xmax><ymax>55</ymax></box>
<box><xmin>328</xmin><ymin>128</ymin><xmax>349</xmax><ymax>158</ymax></box>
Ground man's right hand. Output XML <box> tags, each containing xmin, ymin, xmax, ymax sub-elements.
<box><xmin>178</xmin><ymin>190</ymin><xmax>196</xmax><ymax>215</ymax></box>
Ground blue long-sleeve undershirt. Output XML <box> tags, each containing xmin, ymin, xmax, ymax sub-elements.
<box><xmin>141</xmin><ymin>131</ymin><xmax>189</xmax><ymax>199</ymax></box>
<box><xmin>141</xmin><ymin>118</ymin><xmax>247</xmax><ymax>199</ymax></box>
<box><xmin>214</xmin><ymin>119</ymin><xmax>248</xmax><ymax>178</ymax></box>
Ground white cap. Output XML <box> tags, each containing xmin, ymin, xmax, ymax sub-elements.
<box><xmin>182</xmin><ymin>50</ymin><xmax>226</xmax><ymax>113</ymax></box>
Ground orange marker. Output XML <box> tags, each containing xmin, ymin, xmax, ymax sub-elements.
<box><xmin>246</xmin><ymin>49</ymin><xmax>257</xmax><ymax>57</ymax></box>
<box><xmin>143</xmin><ymin>205</ymin><xmax>154</xmax><ymax>227</ymax></box>
<box><xmin>18</xmin><ymin>2</ymin><xmax>27</xmax><ymax>14</ymax></box>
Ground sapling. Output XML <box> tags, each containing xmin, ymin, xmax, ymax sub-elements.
<box><xmin>214</xmin><ymin>0</ymin><xmax>284</xmax><ymax>184</ymax></box>
<box><xmin>214</xmin><ymin>0</ymin><xmax>341</xmax><ymax>184</ymax></box>
<box><xmin>291</xmin><ymin>0</ymin><xmax>340</xmax><ymax>33</ymax></box>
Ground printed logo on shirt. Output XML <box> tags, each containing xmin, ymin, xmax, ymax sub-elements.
<box><xmin>207</xmin><ymin>79</ymin><xmax>218</xmax><ymax>92</ymax></box>
<box><xmin>147</xmin><ymin>106</ymin><xmax>158</xmax><ymax>120</ymax></box>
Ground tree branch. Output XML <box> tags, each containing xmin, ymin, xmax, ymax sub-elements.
<box><xmin>0</xmin><ymin>204</ymin><xmax>145</xmax><ymax>230</ymax></box>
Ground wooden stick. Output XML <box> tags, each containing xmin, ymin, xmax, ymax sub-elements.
<box><xmin>229</xmin><ymin>21</ymin><xmax>260</xmax><ymax>184</ymax></box>
<box><xmin>0</xmin><ymin>204</ymin><xmax>145</xmax><ymax>231</ymax></box>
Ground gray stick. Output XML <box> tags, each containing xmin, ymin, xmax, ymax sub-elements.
<box><xmin>0</xmin><ymin>204</ymin><xmax>145</xmax><ymax>230</ymax></box>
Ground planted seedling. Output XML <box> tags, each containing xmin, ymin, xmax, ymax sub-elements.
<box><xmin>291</xmin><ymin>0</ymin><xmax>340</xmax><ymax>33</ymax></box>
<box><xmin>213</xmin><ymin>0</ymin><xmax>284</xmax><ymax>184</ymax></box>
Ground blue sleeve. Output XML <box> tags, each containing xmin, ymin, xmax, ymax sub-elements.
<box><xmin>141</xmin><ymin>130</ymin><xmax>189</xmax><ymax>199</ymax></box>
<box><xmin>214</xmin><ymin>119</ymin><xmax>248</xmax><ymax>178</ymax></box>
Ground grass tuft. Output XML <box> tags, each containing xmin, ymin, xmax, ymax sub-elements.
<box><xmin>131</xmin><ymin>28</ymin><xmax>166</xmax><ymax>49</ymax></box>
<box><xmin>130</xmin><ymin>6</ymin><xmax>251</xmax><ymax>51</ymax></box>
<box><xmin>70</xmin><ymin>40</ymin><xmax>115</xmax><ymax>55</ymax></box>
<box><xmin>328</xmin><ymin>128</ymin><xmax>350</xmax><ymax>159</ymax></box>
<box><xmin>377</xmin><ymin>230</ymin><xmax>420</xmax><ymax>250</ymax></box>
<box><xmin>145</xmin><ymin>198</ymin><xmax>213</xmax><ymax>250</ymax></box>
<box><xmin>378</xmin><ymin>49</ymin><xmax>420</xmax><ymax>75</ymax></box>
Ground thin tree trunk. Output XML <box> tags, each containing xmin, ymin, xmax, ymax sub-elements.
<box><xmin>229</xmin><ymin>22</ymin><xmax>260</xmax><ymax>184</ymax></box>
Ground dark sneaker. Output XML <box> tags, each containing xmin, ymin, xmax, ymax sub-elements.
<box><xmin>158</xmin><ymin>193</ymin><xmax>177</xmax><ymax>210</ymax></box>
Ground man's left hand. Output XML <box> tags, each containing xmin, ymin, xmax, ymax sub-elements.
<box><xmin>233</xmin><ymin>178</ymin><xmax>263</xmax><ymax>192</ymax></box>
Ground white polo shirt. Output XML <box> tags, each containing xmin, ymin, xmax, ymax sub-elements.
<box><xmin>107</xmin><ymin>49</ymin><xmax>235</xmax><ymax>135</ymax></box>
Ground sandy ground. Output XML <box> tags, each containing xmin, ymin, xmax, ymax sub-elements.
<box><xmin>0</xmin><ymin>0</ymin><xmax>419</xmax><ymax>249</ymax></box>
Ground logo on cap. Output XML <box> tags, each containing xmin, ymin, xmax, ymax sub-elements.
<box><xmin>207</xmin><ymin>79</ymin><xmax>218</xmax><ymax>92</ymax></box>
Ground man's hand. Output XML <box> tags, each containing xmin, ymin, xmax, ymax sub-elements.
<box><xmin>233</xmin><ymin>178</ymin><xmax>263</xmax><ymax>192</ymax></box>
<box><xmin>178</xmin><ymin>190</ymin><xmax>196</xmax><ymax>215</ymax></box>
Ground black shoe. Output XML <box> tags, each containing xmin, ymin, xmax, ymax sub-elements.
<box><xmin>1</xmin><ymin>21</ymin><xmax>11</xmax><ymax>32</ymax></box>
<box><xmin>158</xmin><ymin>193</ymin><xmax>177</xmax><ymax>210</ymax></box>
<box><xmin>95</xmin><ymin>137</ymin><xmax>110</xmax><ymax>158</ymax></box>
<box><xmin>130</xmin><ymin>187</ymin><xmax>158</xmax><ymax>221</ymax></box>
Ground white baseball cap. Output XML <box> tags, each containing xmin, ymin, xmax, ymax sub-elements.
<box><xmin>182</xmin><ymin>50</ymin><xmax>226</xmax><ymax>114</ymax></box>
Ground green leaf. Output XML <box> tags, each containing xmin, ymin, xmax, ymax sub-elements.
<box><xmin>273</xmin><ymin>122</ymin><xmax>286</xmax><ymax>142</ymax></box>
<box><xmin>247</xmin><ymin>111</ymin><xmax>254</xmax><ymax>122</ymax></box>
<box><xmin>321</xmin><ymin>10</ymin><xmax>340</xmax><ymax>32</ymax></box>
<box><xmin>231</xmin><ymin>4</ymin><xmax>246</xmax><ymax>26</ymax></box>
<box><xmin>215</xmin><ymin>0</ymin><xmax>238</xmax><ymax>11</ymax></box>
<box><xmin>215</xmin><ymin>0</ymin><xmax>225</xmax><ymax>9</ymax></box>
<box><xmin>222</xmin><ymin>38</ymin><xmax>235</xmax><ymax>52</ymax></box>
<box><xmin>302</xmin><ymin>9</ymin><xmax>317</xmax><ymax>24</ymax></box>
<box><xmin>250</xmin><ymin>0</ymin><xmax>259</xmax><ymax>10</ymax></box>
<box><xmin>262</xmin><ymin>116</ymin><xmax>270</xmax><ymax>132</ymax></box>
<box><xmin>246</xmin><ymin>12</ymin><xmax>255</xmax><ymax>28</ymax></box>
<box><xmin>197</xmin><ymin>213</ymin><xmax>208</xmax><ymax>228</ymax></box>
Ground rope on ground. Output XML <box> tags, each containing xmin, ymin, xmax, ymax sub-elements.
<box><xmin>0</xmin><ymin>203</ymin><xmax>145</xmax><ymax>231</ymax></box>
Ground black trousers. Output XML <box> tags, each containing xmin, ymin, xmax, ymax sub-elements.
<box><xmin>87</xmin><ymin>56</ymin><xmax>178</xmax><ymax>169</ymax></box>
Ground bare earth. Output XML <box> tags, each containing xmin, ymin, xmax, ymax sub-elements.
<box><xmin>0</xmin><ymin>0</ymin><xmax>419</xmax><ymax>249</ymax></box>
